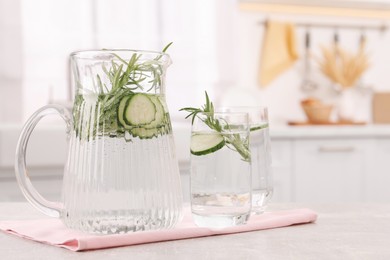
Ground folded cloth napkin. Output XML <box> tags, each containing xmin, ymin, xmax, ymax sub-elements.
<box><xmin>0</xmin><ymin>207</ymin><xmax>317</xmax><ymax>252</ymax></box>
<box><xmin>259</xmin><ymin>20</ymin><xmax>299</xmax><ymax>87</ymax></box>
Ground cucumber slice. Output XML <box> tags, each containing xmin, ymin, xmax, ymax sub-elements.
<box><xmin>117</xmin><ymin>95</ymin><xmax>132</xmax><ymax>129</ymax></box>
<box><xmin>123</xmin><ymin>93</ymin><xmax>156</xmax><ymax>126</ymax></box>
<box><xmin>131</xmin><ymin>127</ymin><xmax>160</xmax><ymax>139</ymax></box>
<box><xmin>118</xmin><ymin>94</ymin><xmax>169</xmax><ymax>139</ymax></box>
<box><xmin>191</xmin><ymin>133</ymin><xmax>225</xmax><ymax>156</ymax></box>
<box><xmin>145</xmin><ymin>95</ymin><xmax>165</xmax><ymax>129</ymax></box>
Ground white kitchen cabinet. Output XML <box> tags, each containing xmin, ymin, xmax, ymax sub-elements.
<box><xmin>267</xmin><ymin>126</ymin><xmax>390</xmax><ymax>203</ymax></box>
<box><xmin>0</xmin><ymin>124</ymin><xmax>68</xmax><ymax>202</ymax></box>
<box><xmin>365</xmin><ymin>138</ymin><xmax>390</xmax><ymax>202</ymax></box>
<box><xmin>270</xmin><ymin>139</ymin><xmax>292</xmax><ymax>202</ymax></box>
<box><xmin>0</xmin><ymin>167</ymin><xmax>63</xmax><ymax>202</ymax></box>
<box><xmin>291</xmin><ymin>139</ymin><xmax>370</xmax><ymax>203</ymax></box>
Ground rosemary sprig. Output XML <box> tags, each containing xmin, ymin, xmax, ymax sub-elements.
<box><xmin>74</xmin><ymin>43</ymin><xmax>173</xmax><ymax>139</ymax></box>
<box><xmin>180</xmin><ymin>92</ymin><xmax>251</xmax><ymax>162</ymax></box>
<box><xmin>100</xmin><ymin>42</ymin><xmax>173</xmax><ymax>96</ymax></box>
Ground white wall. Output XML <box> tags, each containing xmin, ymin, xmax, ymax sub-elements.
<box><xmin>20</xmin><ymin>0</ymin><xmax>163</xmax><ymax>121</ymax></box>
<box><xmin>0</xmin><ymin>0</ymin><xmax>23</xmax><ymax>123</ymax></box>
<box><xmin>218</xmin><ymin>9</ymin><xmax>390</xmax><ymax>126</ymax></box>
<box><xmin>0</xmin><ymin>0</ymin><xmax>221</xmax><ymax>122</ymax></box>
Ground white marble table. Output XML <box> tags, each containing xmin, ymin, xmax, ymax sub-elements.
<box><xmin>0</xmin><ymin>203</ymin><xmax>390</xmax><ymax>259</ymax></box>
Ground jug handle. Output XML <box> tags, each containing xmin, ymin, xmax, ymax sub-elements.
<box><xmin>15</xmin><ymin>104</ymin><xmax>72</xmax><ymax>218</ymax></box>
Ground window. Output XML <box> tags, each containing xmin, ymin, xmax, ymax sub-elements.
<box><xmin>0</xmin><ymin>0</ymin><xmax>231</xmax><ymax>122</ymax></box>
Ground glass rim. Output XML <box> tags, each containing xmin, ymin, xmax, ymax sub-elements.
<box><xmin>197</xmin><ymin>111</ymin><xmax>249</xmax><ymax>117</ymax></box>
<box><xmin>70</xmin><ymin>49</ymin><xmax>171</xmax><ymax>63</ymax></box>
<box><xmin>216</xmin><ymin>106</ymin><xmax>268</xmax><ymax>112</ymax></box>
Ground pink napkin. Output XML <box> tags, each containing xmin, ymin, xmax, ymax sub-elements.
<box><xmin>0</xmin><ymin>207</ymin><xmax>317</xmax><ymax>251</ymax></box>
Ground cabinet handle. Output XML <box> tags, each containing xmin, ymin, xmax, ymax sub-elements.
<box><xmin>318</xmin><ymin>146</ymin><xmax>355</xmax><ymax>153</ymax></box>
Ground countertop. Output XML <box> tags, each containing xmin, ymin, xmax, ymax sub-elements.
<box><xmin>1</xmin><ymin>203</ymin><xmax>390</xmax><ymax>259</ymax></box>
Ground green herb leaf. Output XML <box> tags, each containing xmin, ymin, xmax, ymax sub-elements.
<box><xmin>180</xmin><ymin>92</ymin><xmax>251</xmax><ymax>162</ymax></box>
<box><xmin>162</xmin><ymin>42</ymin><xmax>173</xmax><ymax>53</ymax></box>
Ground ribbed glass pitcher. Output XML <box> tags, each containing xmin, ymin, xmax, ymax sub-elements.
<box><xmin>15</xmin><ymin>49</ymin><xmax>183</xmax><ymax>234</ymax></box>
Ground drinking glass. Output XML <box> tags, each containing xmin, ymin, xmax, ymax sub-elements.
<box><xmin>190</xmin><ymin>112</ymin><xmax>251</xmax><ymax>228</ymax></box>
<box><xmin>219</xmin><ymin>107</ymin><xmax>273</xmax><ymax>214</ymax></box>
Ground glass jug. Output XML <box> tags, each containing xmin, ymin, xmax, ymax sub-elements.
<box><xmin>15</xmin><ymin>50</ymin><xmax>183</xmax><ymax>234</ymax></box>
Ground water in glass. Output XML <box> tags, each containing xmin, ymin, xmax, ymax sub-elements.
<box><xmin>190</xmin><ymin>113</ymin><xmax>251</xmax><ymax>228</ymax></box>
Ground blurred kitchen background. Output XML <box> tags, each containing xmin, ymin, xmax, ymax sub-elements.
<box><xmin>1</xmin><ymin>0</ymin><xmax>390</xmax><ymax>203</ymax></box>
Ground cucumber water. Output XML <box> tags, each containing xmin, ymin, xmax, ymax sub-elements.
<box><xmin>65</xmin><ymin>48</ymin><xmax>183</xmax><ymax>234</ymax></box>
<box><xmin>67</xmin><ymin>91</ymin><xmax>181</xmax><ymax>233</ymax></box>
<box><xmin>190</xmin><ymin>129</ymin><xmax>251</xmax><ymax>227</ymax></box>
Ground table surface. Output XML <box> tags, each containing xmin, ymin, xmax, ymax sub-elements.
<box><xmin>0</xmin><ymin>203</ymin><xmax>390</xmax><ymax>260</ymax></box>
